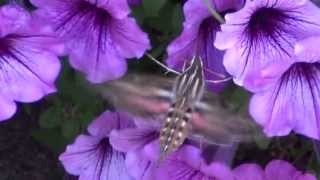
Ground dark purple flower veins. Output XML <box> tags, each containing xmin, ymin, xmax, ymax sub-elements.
<box><xmin>197</xmin><ymin>17</ymin><xmax>221</xmax><ymax>68</ymax></box>
<box><xmin>240</xmin><ymin>3</ymin><xmax>316</xmax><ymax>71</ymax></box>
<box><xmin>55</xmin><ymin>0</ymin><xmax>112</xmax><ymax>59</ymax></box>
<box><xmin>0</xmin><ymin>37</ymin><xmax>11</xmax><ymax>55</ymax></box>
<box><xmin>94</xmin><ymin>138</ymin><xmax>126</xmax><ymax>179</ymax></box>
<box><xmin>67</xmin><ymin>137</ymin><xmax>125</xmax><ymax>179</ymax></box>
<box><xmin>270</xmin><ymin>62</ymin><xmax>320</xmax><ymax>133</ymax></box>
<box><xmin>0</xmin><ymin>35</ymin><xmax>47</xmax><ymax>84</ymax></box>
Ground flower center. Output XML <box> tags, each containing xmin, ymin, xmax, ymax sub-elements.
<box><xmin>197</xmin><ymin>17</ymin><xmax>220</xmax><ymax>58</ymax></box>
<box><xmin>248</xmin><ymin>7</ymin><xmax>286</xmax><ymax>37</ymax></box>
<box><xmin>76</xmin><ymin>0</ymin><xmax>112</xmax><ymax>26</ymax></box>
<box><xmin>0</xmin><ymin>37</ymin><xmax>11</xmax><ymax>55</ymax></box>
<box><xmin>56</xmin><ymin>0</ymin><xmax>112</xmax><ymax>42</ymax></box>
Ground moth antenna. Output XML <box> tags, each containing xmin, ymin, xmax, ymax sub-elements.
<box><xmin>205</xmin><ymin>77</ymin><xmax>232</xmax><ymax>84</ymax></box>
<box><xmin>203</xmin><ymin>67</ymin><xmax>229</xmax><ymax>79</ymax></box>
<box><xmin>145</xmin><ymin>53</ymin><xmax>182</xmax><ymax>75</ymax></box>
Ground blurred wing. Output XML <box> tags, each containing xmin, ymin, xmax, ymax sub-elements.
<box><xmin>95</xmin><ymin>74</ymin><xmax>174</xmax><ymax>118</ymax></box>
<box><xmin>190</xmin><ymin>91</ymin><xmax>264</xmax><ymax>146</ymax></box>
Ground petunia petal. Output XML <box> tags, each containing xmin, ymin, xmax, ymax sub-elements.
<box><xmin>183</xmin><ymin>0</ymin><xmax>211</xmax><ymax>28</ymax></box>
<box><xmin>59</xmin><ymin>135</ymin><xmax>103</xmax><ymax>175</ymax></box>
<box><xmin>29</xmin><ymin>0</ymin><xmax>62</xmax><ymax>8</ymax></box>
<box><xmin>0</xmin><ymin>94</ymin><xmax>16</xmax><ymax>121</ymax></box>
<box><xmin>233</xmin><ymin>164</ymin><xmax>264</xmax><ymax>180</ymax></box>
<box><xmin>126</xmin><ymin>150</ymin><xmax>157</xmax><ymax>180</ymax></box>
<box><xmin>109</xmin><ymin>127</ymin><xmax>157</xmax><ymax>152</ymax></box>
<box><xmin>79</xmin><ymin>150</ymin><xmax>131</xmax><ymax>180</ymax></box>
<box><xmin>213</xmin><ymin>0</ymin><xmax>244</xmax><ymax>12</ymax></box>
<box><xmin>0</xmin><ymin>4</ymin><xmax>30</xmax><ymax>36</ymax></box>
<box><xmin>295</xmin><ymin>36</ymin><xmax>320</xmax><ymax>63</ymax></box>
<box><xmin>0</xmin><ymin>39</ymin><xmax>61</xmax><ymax>103</ymax></box>
<box><xmin>249</xmin><ymin>61</ymin><xmax>320</xmax><ymax>139</ymax></box>
<box><xmin>265</xmin><ymin>160</ymin><xmax>297</xmax><ymax>180</ymax></box>
<box><xmin>98</xmin><ymin>0</ymin><xmax>130</xmax><ymax>19</ymax></box>
<box><xmin>201</xmin><ymin>162</ymin><xmax>233</xmax><ymax>180</ymax></box>
<box><xmin>110</xmin><ymin>17</ymin><xmax>150</xmax><ymax>59</ymax></box>
<box><xmin>88</xmin><ymin>111</ymin><xmax>135</xmax><ymax>137</ymax></box>
<box><xmin>59</xmin><ymin>134</ymin><xmax>131</xmax><ymax>180</ymax></box>
<box><xmin>68</xmin><ymin>40</ymin><xmax>127</xmax><ymax>83</ymax></box>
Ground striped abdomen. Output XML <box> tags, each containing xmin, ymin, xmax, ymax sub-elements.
<box><xmin>159</xmin><ymin>103</ymin><xmax>191</xmax><ymax>159</ymax></box>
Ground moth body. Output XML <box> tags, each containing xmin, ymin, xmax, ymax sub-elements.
<box><xmin>159</xmin><ymin>56</ymin><xmax>205</xmax><ymax>159</ymax></box>
<box><xmin>159</xmin><ymin>98</ymin><xmax>192</xmax><ymax>158</ymax></box>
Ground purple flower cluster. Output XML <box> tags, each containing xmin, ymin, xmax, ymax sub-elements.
<box><xmin>59</xmin><ymin>111</ymin><xmax>135</xmax><ymax>180</ymax></box>
<box><xmin>0</xmin><ymin>0</ymin><xmax>149</xmax><ymax>121</ymax></box>
<box><xmin>214</xmin><ymin>0</ymin><xmax>320</xmax><ymax>140</ymax></box>
<box><xmin>31</xmin><ymin>0</ymin><xmax>150</xmax><ymax>83</ymax></box>
<box><xmin>1</xmin><ymin>0</ymin><xmax>320</xmax><ymax>178</ymax></box>
<box><xmin>0</xmin><ymin>4</ymin><xmax>63</xmax><ymax>121</ymax></box>
<box><xmin>60</xmin><ymin>111</ymin><xmax>317</xmax><ymax>180</ymax></box>
<box><xmin>165</xmin><ymin>0</ymin><xmax>320</xmax><ymax>140</ymax></box>
<box><xmin>166</xmin><ymin>0</ymin><xmax>244</xmax><ymax>91</ymax></box>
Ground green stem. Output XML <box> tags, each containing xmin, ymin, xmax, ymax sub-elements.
<box><xmin>202</xmin><ymin>0</ymin><xmax>225</xmax><ymax>24</ymax></box>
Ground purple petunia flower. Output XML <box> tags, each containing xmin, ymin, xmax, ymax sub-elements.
<box><xmin>249</xmin><ymin>36</ymin><xmax>320</xmax><ymax>140</ymax></box>
<box><xmin>59</xmin><ymin>111</ymin><xmax>135</xmax><ymax>180</ymax></box>
<box><xmin>109</xmin><ymin>120</ymin><xmax>159</xmax><ymax>180</ymax></box>
<box><xmin>110</xmin><ymin>115</ymin><xmax>238</xmax><ymax>180</ymax></box>
<box><xmin>166</xmin><ymin>0</ymin><xmax>244</xmax><ymax>92</ymax></box>
<box><xmin>215</xmin><ymin>0</ymin><xmax>320</xmax><ymax>90</ymax></box>
<box><xmin>143</xmin><ymin>142</ymin><xmax>234</xmax><ymax>180</ymax></box>
<box><xmin>0</xmin><ymin>4</ymin><xmax>63</xmax><ymax>121</ymax></box>
<box><xmin>233</xmin><ymin>160</ymin><xmax>316</xmax><ymax>180</ymax></box>
<box><xmin>31</xmin><ymin>0</ymin><xmax>150</xmax><ymax>83</ymax></box>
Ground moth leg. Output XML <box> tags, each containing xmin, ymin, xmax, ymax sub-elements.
<box><xmin>145</xmin><ymin>53</ymin><xmax>181</xmax><ymax>75</ymax></box>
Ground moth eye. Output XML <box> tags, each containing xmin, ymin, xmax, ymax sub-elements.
<box><xmin>186</xmin><ymin>107</ymin><xmax>192</xmax><ymax>113</ymax></box>
<box><xmin>167</xmin><ymin>110</ymin><xmax>174</xmax><ymax>117</ymax></box>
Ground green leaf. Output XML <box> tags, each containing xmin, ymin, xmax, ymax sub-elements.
<box><xmin>143</xmin><ymin>0</ymin><xmax>167</xmax><ymax>17</ymax></box>
<box><xmin>131</xmin><ymin>5</ymin><xmax>145</xmax><ymax>24</ymax></box>
<box><xmin>39</xmin><ymin>107</ymin><xmax>63</xmax><ymax>129</ymax></box>
<box><xmin>62</xmin><ymin>118</ymin><xmax>81</xmax><ymax>140</ymax></box>
<box><xmin>31</xmin><ymin>128</ymin><xmax>69</xmax><ymax>153</ymax></box>
<box><xmin>255</xmin><ymin>134</ymin><xmax>271</xmax><ymax>150</ymax></box>
<box><xmin>171</xmin><ymin>3</ymin><xmax>183</xmax><ymax>34</ymax></box>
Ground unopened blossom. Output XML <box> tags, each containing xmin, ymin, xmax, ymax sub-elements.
<box><xmin>31</xmin><ymin>0</ymin><xmax>150</xmax><ymax>83</ymax></box>
<box><xmin>166</xmin><ymin>0</ymin><xmax>244</xmax><ymax>91</ymax></box>
<box><xmin>0</xmin><ymin>4</ymin><xmax>62</xmax><ymax>121</ymax></box>
<box><xmin>233</xmin><ymin>160</ymin><xmax>316</xmax><ymax>180</ymax></box>
<box><xmin>59</xmin><ymin>111</ymin><xmax>135</xmax><ymax>180</ymax></box>
<box><xmin>215</xmin><ymin>0</ymin><xmax>320</xmax><ymax>90</ymax></box>
<box><xmin>250</xmin><ymin>36</ymin><xmax>320</xmax><ymax>140</ymax></box>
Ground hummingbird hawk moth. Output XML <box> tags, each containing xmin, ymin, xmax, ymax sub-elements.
<box><xmin>96</xmin><ymin>56</ymin><xmax>262</xmax><ymax>159</ymax></box>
